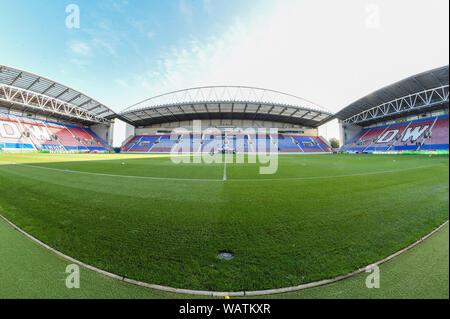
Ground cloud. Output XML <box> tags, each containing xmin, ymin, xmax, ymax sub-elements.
<box><xmin>134</xmin><ymin>19</ymin><xmax>254</xmax><ymax>94</ymax></box>
<box><xmin>93</xmin><ymin>38</ymin><xmax>117</xmax><ymax>56</ymax></box>
<box><xmin>179</xmin><ymin>0</ymin><xmax>193</xmax><ymax>23</ymax></box>
<box><xmin>81</xmin><ymin>19</ymin><xmax>123</xmax><ymax>58</ymax></box>
<box><xmin>115</xmin><ymin>79</ymin><xmax>128</xmax><ymax>87</ymax></box>
<box><xmin>133</xmin><ymin>0</ymin><xmax>449</xmax><ymax>113</ymax></box>
<box><xmin>126</xmin><ymin>19</ymin><xmax>155</xmax><ymax>43</ymax></box>
<box><xmin>202</xmin><ymin>0</ymin><xmax>213</xmax><ymax>14</ymax></box>
<box><xmin>128</xmin><ymin>19</ymin><xmax>145</xmax><ymax>34</ymax></box>
<box><xmin>70</xmin><ymin>58</ymin><xmax>89</xmax><ymax>67</ymax></box>
<box><xmin>68</xmin><ymin>40</ymin><xmax>92</xmax><ymax>56</ymax></box>
<box><xmin>99</xmin><ymin>0</ymin><xmax>129</xmax><ymax>12</ymax></box>
<box><xmin>96</xmin><ymin>21</ymin><xmax>112</xmax><ymax>32</ymax></box>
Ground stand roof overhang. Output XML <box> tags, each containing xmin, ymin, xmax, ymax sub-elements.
<box><xmin>120</xmin><ymin>86</ymin><xmax>333</xmax><ymax>127</ymax></box>
<box><xmin>0</xmin><ymin>64</ymin><xmax>116</xmax><ymax>124</ymax></box>
<box><xmin>335</xmin><ymin>65</ymin><xmax>449</xmax><ymax>125</ymax></box>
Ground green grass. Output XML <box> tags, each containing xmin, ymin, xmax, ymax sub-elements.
<box><xmin>260</xmin><ymin>223</ymin><xmax>449</xmax><ymax>299</ymax></box>
<box><xmin>0</xmin><ymin>213</ymin><xmax>447</xmax><ymax>298</ymax></box>
<box><xmin>0</xmin><ymin>153</ymin><xmax>448</xmax><ymax>292</ymax></box>
<box><xmin>0</xmin><ymin>216</ymin><xmax>184</xmax><ymax>299</ymax></box>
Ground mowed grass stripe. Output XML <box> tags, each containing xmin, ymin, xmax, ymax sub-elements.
<box><xmin>1</xmin><ymin>216</ymin><xmax>447</xmax><ymax>299</ymax></box>
<box><xmin>0</xmin><ymin>159</ymin><xmax>444</xmax><ymax>182</ymax></box>
<box><xmin>0</xmin><ymin>153</ymin><xmax>448</xmax><ymax>291</ymax></box>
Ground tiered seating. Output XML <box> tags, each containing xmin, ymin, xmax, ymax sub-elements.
<box><xmin>0</xmin><ymin>113</ymin><xmax>111</xmax><ymax>152</ymax></box>
<box><xmin>355</xmin><ymin>126</ymin><xmax>390</xmax><ymax>152</ymax></box>
<box><xmin>242</xmin><ymin>135</ymin><xmax>250</xmax><ymax>153</ymax></box>
<box><xmin>292</xmin><ymin>136</ymin><xmax>325</xmax><ymax>152</ymax></box>
<box><xmin>423</xmin><ymin>115</ymin><xmax>449</xmax><ymax>150</ymax></box>
<box><xmin>22</xmin><ymin>119</ymin><xmax>62</xmax><ymax>150</ymax></box>
<box><xmin>201</xmin><ymin>135</ymin><xmax>223</xmax><ymax>153</ymax></box>
<box><xmin>122</xmin><ymin>133</ymin><xmax>331</xmax><ymax>153</ymax></box>
<box><xmin>234</xmin><ymin>134</ymin><xmax>248</xmax><ymax>153</ymax></box>
<box><xmin>392</xmin><ymin>118</ymin><xmax>435</xmax><ymax>151</ymax></box>
<box><xmin>149</xmin><ymin>136</ymin><xmax>178</xmax><ymax>152</ymax></box>
<box><xmin>69</xmin><ymin>127</ymin><xmax>107</xmax><ymax>150</ymax></box>
<box><xmin>246</xmin><ymin>135</ymin><xmax>257</xmax><ymax>153</ymax></box>
<box><xmin>382</xmin><ymin>122</ymin><xmax>414</xmax><ymax>151</ymax></box>
<box><xmin>121</xmin><ymin>136</ymin><xmax>140</xmax><ymax>152</ymax></box>
<box><xmin>191</xmin><ymin>135</ymin><xmax>203</xmax><ymax>152</ymax></box>
<box><xmin>278</xmin><ymin>135</ymin><xmax>301</xmax><ymax>152</ymax></box>
<box><xmin>127</xmin><ymin>135</ymin><xmax>160</xmax><ymax>153</ymax></box>
<box><xmin>176</xmin><ymin>135</ymin><xmax>194</xmax><ymax>152</ymax></box>
<box><xmin>255</xmin><ymin>136</ymin><xmax>267</xmax><ymax>152</ymax></box>
<box><xmin>0</xmin><ymin>114</ymin><xmax>35</xmax><ymax>150</ymax></box>
<box><xmin>316</xmin><ymin>137</ymin><xmax>333</xmax><ymax>152</ymax></box>
<box><xmin>343</xmin><ymin>115</ymin><xmax>449</xmax><ymax>152</ymax></box>
<box><xmin>46</xmin><ymin>123</ymin><xmax>88</xmax><ymax>150</ymax></box>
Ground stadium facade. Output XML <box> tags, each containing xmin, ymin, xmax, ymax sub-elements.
<box><xmin>0</xmin><ymin>65</ymin><xmax>114</xmax><ymax>152</ymax></box>
<box><xmin>0</xmin><ymin>64</ymin><xmax>448</xmax><ymax>154</ymax></box>
<box><xmin>337</xmin><ymin>65</ymin><xmax>449</xmax><ymax>153</ymax></box>
<box><xmin>119</xmin><ymin>86</ymin><xmax>335</xmax><ymax>153</ymax></box>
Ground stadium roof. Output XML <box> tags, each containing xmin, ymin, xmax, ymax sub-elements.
<box><xmin>336</xmin><ymin>65</ymin><xmax>449</xmax><ymax>125</ymax></box>
<box><xmin>120</xmin><ymin>86</ymin><xmax>333</xmax><ymax>127</ymax></box>
<box><xmin>0</xmin><ymin>65</ymin><xmax>116</xmax><ymax>124</ymax></box>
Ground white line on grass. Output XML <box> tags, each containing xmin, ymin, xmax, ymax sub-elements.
<box><xmin>0</xmin><ymin>161</ymin><xmax>444</xmax><ymax>182</ymax></box>
<box><xmin>2</xmin><ymin>162</ymin><xmax>223</xmax><ymax>182</ymax></box>
<box><xmin>232</xmin><ymin>164</ymin><xmax>446</xmax><ymax>182</ymax></box>
<box><xmin>223</xmin><ymin>159</ymin><xmax>227</xmax><ymax>181</ymax></box>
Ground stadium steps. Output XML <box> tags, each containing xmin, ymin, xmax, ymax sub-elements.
<box><xmin>417</xmin><ymin>116</ymin><xmax>438</xmax><ymax>151</ymax></box>
<box><xmin>363</xmin><ymin>124</ymin><xmax>391</xmax><ymax>152</ymax></box>
<box><xmin>343</xmin><ymin>115</ymin><xmax>449</xmax><ymax>152</ymax></box>
<box><xmin>386</xmin><ymin>121</ymin><xmax>412</xmax><ymax>151</ymax></box>
<box><xmin>41</xmin><ymin>121</ymin><xmax>67</xmax><ymax>151</ymax></box>
<box><xmin>15</xmin><ymin>117</ymin><xmax>38</xmax><ymax>151</ymax></box>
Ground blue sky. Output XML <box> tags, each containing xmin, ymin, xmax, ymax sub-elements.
<box><xmin>0</xmin><ymin>0</ymin><xmax>448</xmax><ymax>114</ymax></box>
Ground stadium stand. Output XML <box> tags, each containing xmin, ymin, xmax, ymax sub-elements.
<box><xmin>0</xmin><ymin>113</ymin><xmax>111</xmax><ymax>152</ymax></box>
<box><xmin>148</xmin><ymin>136</ymin><xmax>178</xmax><ymax>153</ymax></box>
<box><xmin>343</xmin><ymin>115</ymin><xmax>449</xmax><ymax>152</ymax></box>
<box><xmin>122</xmin><ymin>133</ymin><xmax>331</xmax><ymax>153</ymax></box>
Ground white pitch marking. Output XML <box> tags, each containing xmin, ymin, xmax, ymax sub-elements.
<box><xmin>3</xmin><ymin>162</ymin><xmax>222</xmax><ymax>182</ymax></box>
<box><xmin>223</xmin><ymin>159</ymin><xmax>227</xmax><ymax>181</ymax></box>
<box><xmin>0</xmin><ymin>161</ymin><xmax>443</xmax><ymax>183</ymax></box>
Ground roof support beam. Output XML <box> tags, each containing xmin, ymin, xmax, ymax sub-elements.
<box><xmin>300</xmin><ymin>111</ymin><xmax>311</xmax><ymax>118</ymax></box>
<box><xmin>0</xmin><ymin>83</ymin><xmax>109</xmax><ymax>124</ymax></box>
<box><xmin>54</xmin><ymin>88</ymin><xmax>70</xmax><ymax>99</ymax></box>
<box><xmin>67</xmin><ymin>93</ymin><xmax>82</xmax><ymax>103</ymax></box>
<box><xmin>88</xmin><ymin>104</ymin><xmax>101</xmax><ymax>112</ymax></box>
<box><xmin>10</xmin><ymin>72</ymin><xmax>23</xmax><ymax>86</ymax></box>
<box><xmin>343</xmin><ymin>85</ymin><xmax>449</xmax><ymax>125</ymax></box>
<box><xmin>165</xmin><ymin>107</ymin><xmax>180</xmax><ymax>122</ymax></box>
<box><xmin>79</xmin><ymin>99</ymin><xmax>93</xmax><ymax>108</ymax></box>
<box><xmin>41</xmin><ymin>83</ymin><xmax>56</xmax><ymax>95</ymax></box>
<box><xmin>261</xmin><ymin>105</ymin><xmax>275</xmax><ymax>121</ymax></box>
<box><xmin>152</xmin><ymin>107</ymin><xmax>173</xmax><ymax>123</ymax></box>
<box><xmin>26</xmin><ymin>78</ymin><xmax>40</xmax><ymax>90</ymax></box>
<box><xmin>0</xmin><ymin>65</ymin><xmax>116</xmax><ymax>121</ymax></box>
<box><xmin>252</xmin><ymin>104</ymin><xmax>262</xmax><ymax>120</ymax></box>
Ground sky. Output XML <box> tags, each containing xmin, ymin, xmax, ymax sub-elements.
<box><xmin>0</xmin><ymin>0</ymin><xmax>448</xmax><ymax>116</ymax></box>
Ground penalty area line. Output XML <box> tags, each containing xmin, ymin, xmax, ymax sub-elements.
<box><xmin>5</xmin><ymin>162</ymin><xmax>223</xmax><ymax>182</ymax></box>
<box><xmin>223</xmin><ymin>159</ymin><xmax>227</xmax><ymax>181</ymax></box>
<box><xmin>0</xmin><ymin>161</ymin><xmax>444</xmax><ymax>183</ymax></box>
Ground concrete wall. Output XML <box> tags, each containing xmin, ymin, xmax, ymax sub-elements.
<box><xmin>342</xmin><ymin>123</ymin><xmax>363</xmax><ymax>145</ymax></box>
<box><xmin>112</xmin><ymin>118</ymin><xmax>135</xmax><ymax>147</ymax></box>
<box><xmin>89</xmin><ymin>123</ymin><xmax>112</xmax><ymax>145</ymax></box>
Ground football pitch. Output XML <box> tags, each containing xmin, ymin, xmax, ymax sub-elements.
<box><xmin>0</xmin><ymin>153</ymin><xmax>448</xmax><ymax>292</ymax></box>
